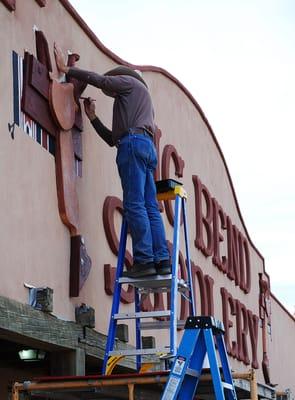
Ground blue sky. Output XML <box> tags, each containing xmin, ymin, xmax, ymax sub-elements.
<box><xmin>69</xmin><ymin>0</ymin><xmax>295</xmax><ymax>314</ymax></box>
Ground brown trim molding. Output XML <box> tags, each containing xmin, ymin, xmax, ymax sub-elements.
<box><xmin>1</xmin><ymin>0</ymin><xmax>15</xmax><ymax>11</ymax></box>
<box><xmin>35</xmin><ymin>0</ymin><xmax>46</xmax><ymax>7</ymax></box>
<box><xmin>0</xmin><ymin>0</ymin><xmax>45</xmax><ymax>9</ymax></box>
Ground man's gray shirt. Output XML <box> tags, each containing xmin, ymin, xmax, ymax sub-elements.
<box><xmin>67</xmin><ymin>68</ymin><xmax>156</xmax><ymax>145</ymax></box>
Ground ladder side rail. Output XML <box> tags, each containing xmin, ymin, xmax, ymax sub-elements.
<box><xmin>181</xmin><ymin>197</ymin><xmax>196</xmax><ymax>316</ymax></box>
<box><xmin>161</xmin><ymin>329</ymin><xmax>202</xmax><ymax>400</ymax></box>
<box><xmin>178</xmin><ymin>329</ymin><xmax>207</xmax><ymax>400</ymax></box>
<box><xmin>203</xmin><ymin>329</ymin><xmax>226</xmax><ymax>400</ymax></box>
<box><xmin>169</xmin><ymin>194</ymin><xmax>182</xmax><ymax>355</ymax></box>
<box><xmin>135</xmin><ymin>288</ymin><xmax>142</xmax><ymax>371</ymax></box>
<box><xmin>102</xmin><ymin>218</ymin><xmax>128</xmax><ymax>374</ymax></box>
<box><xmin>215</xmin><ymin>332</ymin><xmax>238</xmax><ymax>400</ymax></box>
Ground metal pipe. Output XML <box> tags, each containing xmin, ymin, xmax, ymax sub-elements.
<box><xmin>12</xmin><ymin>369</ymin><xmax>260</xmax><ymax>398</ymax></box>
<box><xmin>12</xmin><ymin>375</ymin><xmax>167</xmax><ymax>393</ymax></box>
<box><xmin>199</xmin><ymin>371</ymin><xmax>251</xmax><ymax>381</ymax></box>
<box><xmin>232</xmin><ymin>371</ymin><xmax>252</xmax><ymax>380</ymax></box>
<box><xmin>202</xmin><ymin>370</ymin><xmax>259</xmax><ymax>400</ymax></box>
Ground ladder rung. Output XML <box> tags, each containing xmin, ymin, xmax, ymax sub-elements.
<box><xmin>119</xmin><ymin>275</ymin><xmax>172</xmax><ymax>289</ymax></box>
<box><xmin>222</xmin><ymin>382</ymin><xmax>234</xmax><ymax>390</ymax></box>
<box><xmin>140</xmin><ymin>320</ymin><xmax>185</xmax><ymax>330</ymax></box>
<box><xmin>109</xmin><ymin>348</ymin><xmax>171</xmax><ymax>356</ymax></box>
<box><xmin>119</xmin><ymin>275</ymin><xmax>190</xmax><ymax>292</ymax></box>
<box><xmin>138</xmin><ymin>287</ymin><xmax>171</xmax><ymax>294</ymax></box>
<box><xmin>114</xmin><ymin>310</ymin><xmax>171</xmax><ymax>320</ymax></box>
<box><xmin>186</xmin><ymin>367</ymin><xmax>200</xmax><ymax>378</ymax></box>
<box><xmin>138</xmin><ymin>281</ymin><xmax>190</xmax><ymax>295</ymax></box>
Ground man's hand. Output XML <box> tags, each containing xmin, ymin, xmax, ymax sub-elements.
<box><xmin>53</xmin><ymin>42</ymin><xmax>69</xmax><ymax>74</ymax></box>
<box><xmin>83</xmin><ymin>97</ymin><xmax>96</xmax><ymax>121</ymax></box>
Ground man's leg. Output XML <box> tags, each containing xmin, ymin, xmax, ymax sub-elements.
<box><xmin>145</xmin><ymin>145</ymin><xmax>171</xmax><ymax>274</ymax></box>
<box><xmin>116</xmin><ymin>135</ymin><xmax>156</xmax><ymax>277</ymax></box>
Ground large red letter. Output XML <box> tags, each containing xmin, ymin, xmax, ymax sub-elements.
<box><xmin>103</xmin><ymin>196</ymin><xmax>134</xmax><ymax>304</ymax></box>
<box><xmin>192</xmin><ymin>175</ymin><xmax>213</xmax><ymax>257</ymax></box>
<box><xmin>161</xmin><ymin>144</ymin><xmax>185</xmax><ymax>226</ymax></box>
<box><xmin>212</xmin><ymin>198</ymin><xmax>228</xmax><ymax>273</ymax></box>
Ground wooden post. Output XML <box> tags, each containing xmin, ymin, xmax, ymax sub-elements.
<box><xmin>128</xmin><ymin>383</ymin><xmax>135</xmax><ymax>400</ymax></box>
<box><xmin>250</xmin><ymin>369</ymin><xmax>258</xmax><ymax>400</ymax></box>
<box><xmin>11</xmin><ymin>383</ymin><xmax>20</xmax><ymax>400</ymax></box>
<box><xmin>51</xmin><ymin>349</ymin><xmax>85</xmax><ymax>376</ymax></box>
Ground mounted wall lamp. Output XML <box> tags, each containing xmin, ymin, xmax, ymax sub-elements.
<box><xmin>18</xmin><ymin>349</ymin><xmax>46</xmax><ymax>362</ymax></box>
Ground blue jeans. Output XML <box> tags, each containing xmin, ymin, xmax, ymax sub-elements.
<box><xmin>116</xmin><ymin>130</ymin><xmax>170</xmax><ymax>264</ymax></box>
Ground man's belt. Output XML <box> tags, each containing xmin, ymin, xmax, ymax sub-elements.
<box><xmin>120</xmin><ymin>127</ymin><xmax>154</xmax><ymax>140</ymax></box>
<box><xmin>130</xmin><ymin>127</ymin><xmax>153</xmax><ymax>137</ymax></box>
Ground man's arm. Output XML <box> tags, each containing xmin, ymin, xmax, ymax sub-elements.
<box><xmin>54</xmin><ymin>43</ymin><xmax>131</xmax><ymax>94</ymax></box>
<box><xmin>68</xmin><ymin>68</ymin><xmax>132</xmax><ymax>94</ymax></box>
<box><xmin>91</xmin><ymin>117</ymin><xmax>115</xmax><ymax>147</ymax></box>
<box><xmin>84</xmin><ymin>98</ymin><xmax>115</xmax><ymax>147</ymax></box>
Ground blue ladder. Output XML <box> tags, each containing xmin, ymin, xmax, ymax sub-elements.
<box><xmin>102</xmin><ymin>180</ymin><xmax>196</xmax><ymax>374</ymax></box>
<box><xmin>161</xmin><ymin>316</ymin><xmax>238</xmax><ymax>400</ymax></box>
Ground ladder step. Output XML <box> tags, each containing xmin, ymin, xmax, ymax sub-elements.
<box><xmin>139</xmin><ymin>279</ymin><xmax>190</xmax><ymax>294</ymax></box>
<box><xmin>119</xmin><ymin>275</ymin><xmax>172</xmax><ymax>288</ymax></box>
<box><xmin>119</xmin><ymin>275</ymin><xmax>189</xmax><ymax>292</ymax></box>
<box><xmin>222</xmin><ymin>382</ymin><xmax>234</xmax><ymax>390</ymax></box>
<box><xmin>114</xmin><ymin>310</ymin><xmax>171</xmax><ymax>320</ymax></box>
<box><xmin>109</xmin><ymin>347</ymin><xmax>171</xmax><ymax>356</ymax></box>
<box><xmin>140</xmin><ymin>320</ymin><xmax>185</xmax><ymax>330</ymax></box>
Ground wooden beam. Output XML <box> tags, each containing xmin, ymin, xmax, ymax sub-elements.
<box><xmin>0</xmin><ymin>295</ymin><xmax>137</xmax><ymax>370</ymax></box>
<box><xmin>0</xmin><ymin>295</ymin><xmax>83</xmax><ymax>349</ymax></box>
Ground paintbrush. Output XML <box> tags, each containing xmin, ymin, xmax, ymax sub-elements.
<box><xmin>79</xmin><ymin>96</ymin><xmax>96</xmax><ymax>101</ymax></box>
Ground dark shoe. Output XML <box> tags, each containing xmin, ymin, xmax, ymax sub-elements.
<box><xmin>122</xmin><ymin>262</ymin><xmax>157</xmax><ymax>278</ymax></box>
<box><xmin>155</xmin><ymin>259</ymin><xmax>172</xmax><ymax>275</ymax></box>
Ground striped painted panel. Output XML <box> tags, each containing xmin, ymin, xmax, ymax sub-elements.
<box><xmin>12</xmin><ymin>51</ymin><xmax>55</xmax><ymax>156</ymax></box>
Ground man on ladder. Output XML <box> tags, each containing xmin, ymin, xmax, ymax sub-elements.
<box><xmin>55</xmin><ymin>46</ymin><xmax>238</xmax><ymax>400</ymax></box>
<box><xmin>54</xmin><ymin>43</ymin><xmax>171</xmax><ymax>279</ymax></box>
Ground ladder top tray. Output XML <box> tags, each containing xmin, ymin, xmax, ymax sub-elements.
<box><xmin>155</xmin><ymin>179</ymin><xmax>183</xmax><ymax>193</ymax></box>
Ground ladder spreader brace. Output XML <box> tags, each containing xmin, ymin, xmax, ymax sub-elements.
<box><xmin>102</xmin><ymin>179</ymin><xmax>196</xmax><ymax>374</ymax></box>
